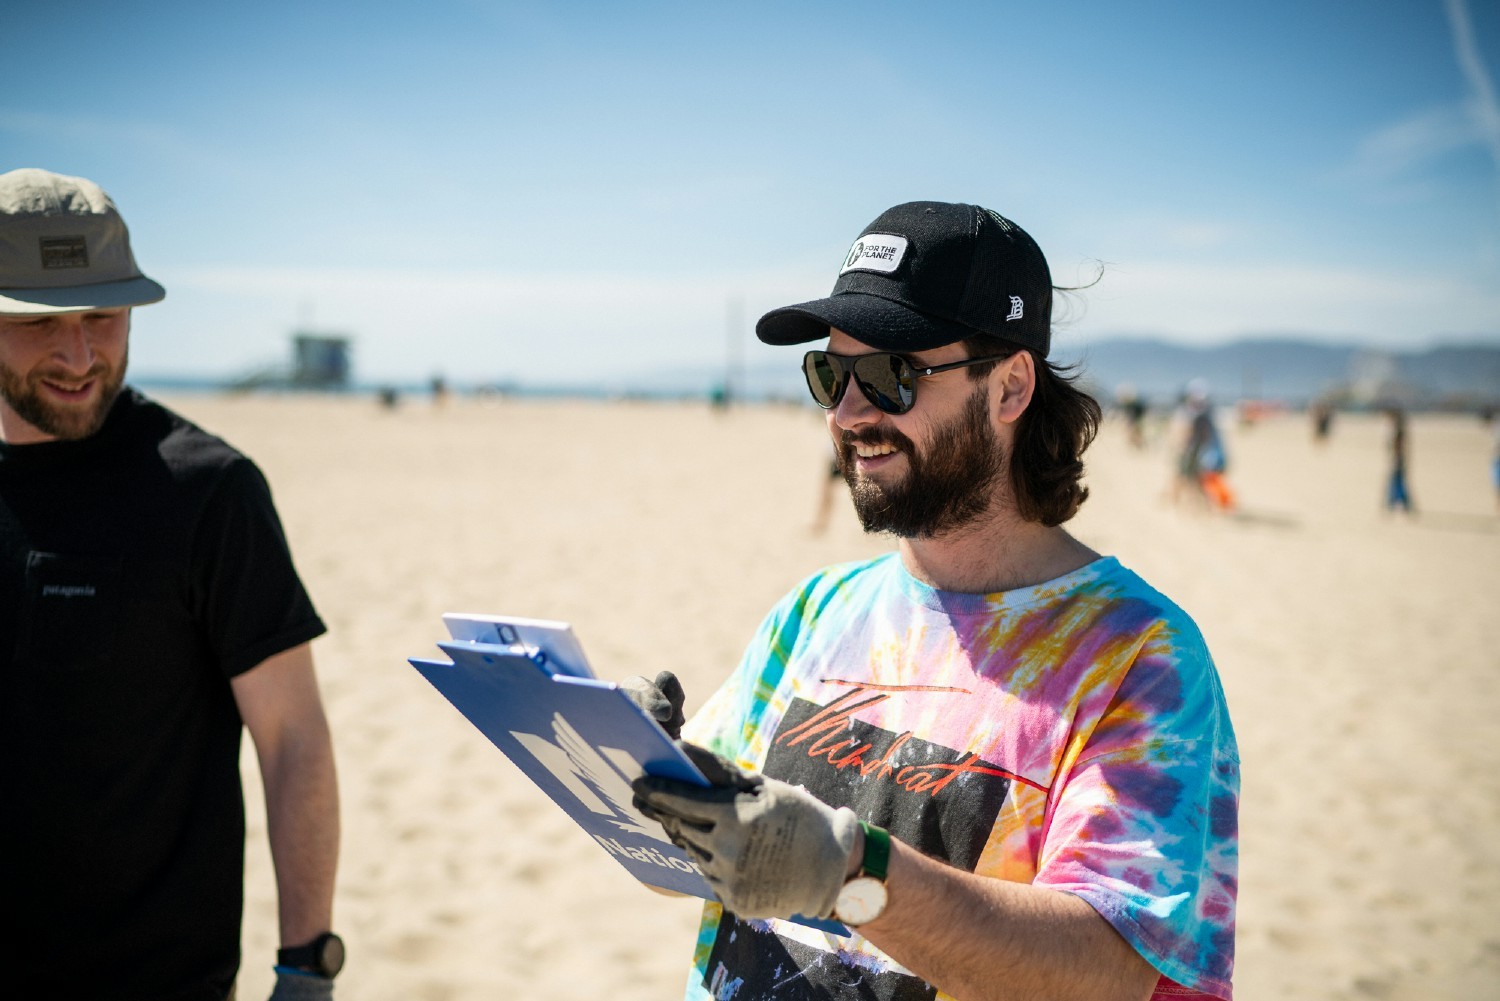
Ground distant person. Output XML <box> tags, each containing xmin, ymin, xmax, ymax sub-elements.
<box><xmin>430</xmin><ymin>372</ymin><xmax>449</xmax><ymax>407</ymax></box>
<box><xmin>0</xmin><ymin>168</ymin><xmax>344</xmax><ymax>999</ymax></box>
<box><xmin>626</xmin><ymin>200</ymin><xmax>1238</xmax><ymax>1000</ymax></box>
<box><xmin>1188</xmin><ymin>389</ymin><xmax>1234</xmax><ymax>511</ymax></box>
<box><xmin>1384</xmin><ymin>407</ymin><xmax>1415</xmax><ymax>515</ymax></box>
<box><xmin>1493</xmin><ymin>417</ymin><xmax>1500</xmax><ymax>514</ymax></box>
<box><xmin>1485</xmin><ymin>408</ymin><xmax>1500</xmax><ymax>513</ymax></box>
<box><xmin>1116</xmin><ymin>382</ymin><xmax>1148</xmax><ymax>449</ymax></box>
<box><xmin>1310</xmin><ymin>399</ymin><xmax>1334</xmax><ymax>443</ymax></box>
<box><xmin>1168</xmin><ymin>381</ymin><xmax>1232</xmax><ymax>509</ymax></box>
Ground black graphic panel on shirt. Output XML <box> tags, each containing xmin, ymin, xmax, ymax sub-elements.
<box><xmin>703</xmin><ymin>913</ymin><xmax>937</xmax><ymax>1001</ymax></box>
<box><xmin>762</xmin><ymin>685</ymin><xmax>1013</xmax><ymax>873</ymax></box>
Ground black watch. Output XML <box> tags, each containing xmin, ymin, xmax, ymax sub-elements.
<box><xmin>278</xmin><ymin>931</ymin><xmax>345</xmax><ymax>979</ymax></box>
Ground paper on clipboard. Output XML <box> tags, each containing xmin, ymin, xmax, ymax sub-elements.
<box><xmin>439</xmin><ymin>613</ymin><xmax>594</xmax><ymax>679</ymax></box>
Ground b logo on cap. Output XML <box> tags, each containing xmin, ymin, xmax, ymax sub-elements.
<box><xmin>841</xmin><ymin>235</ymin><xmax>908</xmax><ymax>275</ymax></box>
<box><xmin>1006</xmin><ymin>296</ymin><xmax>1023</xmax><ymax>321</ymax></box>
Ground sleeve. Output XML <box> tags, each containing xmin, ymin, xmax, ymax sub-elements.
<box><xmin>1034</xmin><ymin>618</ymin><xmax>1240</xmax><ymax>999</ymax></box>
<box><xmin>190</xmin><ymin>458</ymin><xmax>327</xmax><ymax>678</ymax></box>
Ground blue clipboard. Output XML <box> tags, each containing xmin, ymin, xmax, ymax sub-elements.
<box><xmin>409</xmin><ymin>613</ymin><xmax>847</xmax><ymax>934</ymax></box>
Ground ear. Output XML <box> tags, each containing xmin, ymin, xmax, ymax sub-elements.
<box><xmin>988</xmin><ymin>351</ymin><xmax>1036</xmax><ymax>426</ymax></box>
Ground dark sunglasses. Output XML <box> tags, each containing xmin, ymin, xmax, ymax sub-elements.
<box><xmin>802</xmin><ymin>349</ymin><xmax>1013</xmax><ymax>415</ymax></box>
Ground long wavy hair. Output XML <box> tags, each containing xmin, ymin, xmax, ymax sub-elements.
<box><xmin>960</xmin><ymin>334</ymin><xmax>1101</xmax><ymax>526</ymax></box>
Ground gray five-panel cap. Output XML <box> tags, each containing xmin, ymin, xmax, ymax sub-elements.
<box><xmin>0</xmin><ymin>167</ymin><xmax>166</xmax><ymax>315</ymax></box>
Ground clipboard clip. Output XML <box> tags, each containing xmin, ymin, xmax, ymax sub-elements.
<box><xmin>492</xmin><ymin>623</ymin><xmax>553</xmax><ymax>670</ymax></box>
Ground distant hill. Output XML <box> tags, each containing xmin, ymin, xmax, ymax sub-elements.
<box><xmin>1056</xmin><ymin>337</ymin><xmax>1500</xmax><ymax>408</ymax></box>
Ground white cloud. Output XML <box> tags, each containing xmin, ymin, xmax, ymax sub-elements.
<box><xmin>1345</xmin><ymin>105</ymin><xmax>1480</xmax><ymax>186</ymax></box>
<box><xmin>1444</xmin><ymin>0</ymin><xmax>1500</xmax><ymax>214</ymax></box>
<box><xmin>1336</xmin><ymin>0</ymin><xmax>1499</xmax><ymax>209</ymax></box>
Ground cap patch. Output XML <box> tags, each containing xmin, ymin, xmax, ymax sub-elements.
<box><xmin>40</xmin><ymin>236</ymin><xmax>89</xmax><ymax>270</ymax></box>
<box><xmin>1006</xmin><ymin>296</ymin><xmax>1023</xmax><ymax>321</ymax></box>
<box><xmin>840</xmin><ymin>234</ymin><xmax>907</xmax><ymax>275</ymax></box>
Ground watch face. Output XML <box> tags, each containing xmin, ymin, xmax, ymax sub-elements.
<box><xmin>318</xmin><ymin>933</ymin><xmax>346</xmax><ymax>977</ymax></box>
<box><xmin>834</xmin><ymin>876</ymin><xmax>889</xmax><ymax>926</ymax></box>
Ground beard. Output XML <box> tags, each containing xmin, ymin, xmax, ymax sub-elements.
<box><xmin>0</xmin><ymin>346</ymin><xmax>127</xmax><ymax>441</ymax></box>
<box><xmin>838</xmin><ymin>385</ymin><xmax>1005</xmax><ymax>538</ymax></box>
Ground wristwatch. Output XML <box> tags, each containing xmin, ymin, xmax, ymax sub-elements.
<box><xmin>834</xmin><ymin>822</ymin><xmax>890</xmax><ymax>926</ymax></box>
<box><xmin>278</xmin><ymin>931</ymin><xmax>346</xmax><ymax>978</ymax></box>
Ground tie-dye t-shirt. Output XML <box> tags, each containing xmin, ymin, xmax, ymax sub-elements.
<box><xmin>678</xmin><ymin>553</ymin><xmax>1239</xmax><ymax>1001</ymax></box>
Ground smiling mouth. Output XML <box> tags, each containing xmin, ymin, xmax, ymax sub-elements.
<box><xmin>854</xmin><ymin>442</ymin><xmax>899</xmax><ymax>458</ymax></box>
<box><xmin>41</xmin><ymin>377</ymin><xmax>97</xmax><ymax>398</ymax></box>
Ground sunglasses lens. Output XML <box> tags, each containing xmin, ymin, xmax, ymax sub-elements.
<box><xmin>804</xmin><ymin>352</ymin><xmax>844</xmax><ymax>409</ymax></box>
<box><xmin>853</xmin><ymin>354</ymin><xmax>916</xmax><ymax>414</ymax></box>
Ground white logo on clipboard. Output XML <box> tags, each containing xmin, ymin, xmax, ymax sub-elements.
<box><xmin>510</xmin><ymin>712</ymin><xmax>672</xmax><ymax>844</ymax></box>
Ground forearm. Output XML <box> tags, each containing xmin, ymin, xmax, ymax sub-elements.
<box><xmin>261</xmin><ymin>716</ymin><xmax>340</xmax><ymax>944</ymax></box>
<box><xmin>858</xmin><ymin>837</ymin><xmax>1158</xmax><ymax>1001</ymax></box>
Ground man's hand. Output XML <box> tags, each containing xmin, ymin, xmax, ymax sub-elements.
<box><xmin>268</xmin><ymin>971</ymin><xmax>333</xmax><ymax>1000</ymax></box>
<box><xmin>619</xmin><ymin>671</ymin><xmax>687</xmax><ymax>739</ymax></box>
<box><xmin>632</xmin><ymin>743</ymin><xmax>859</xmax><ymax>920</ymax></box>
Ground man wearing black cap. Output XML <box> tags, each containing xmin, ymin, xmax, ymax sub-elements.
<box><xmin>630</xmin><ymin>202</ymin><xmax>1239</xmax><ymax>1000</ymax></box>
<box><xmin>0</xmin><ymin>168</ymin><xmax>345</xmax><ymax>1000</ymax></box>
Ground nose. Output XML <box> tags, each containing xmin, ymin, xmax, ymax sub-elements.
<box><xmin>831</xmin><ymin>375</ymin><xmax>881</xmax><ymax>433</ymax></box>
<box><xmin>51</xmin><ymin>316</ymin><xmax>96</xmax><ymax>373</ymax></box>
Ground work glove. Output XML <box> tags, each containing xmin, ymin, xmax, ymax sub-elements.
<box><xmin>619</xmin><ymin>670</ymin><xmax>687</xmax><ymax>739</ymax></box>
<box><xmin>267</xmin><ymin>970</ymin><xmax>333</xmax><ymax>1000</ymax></box>
<box><xmin>632</xmin><ymin>742</ymin><xmax>859</xmax><ymax>920</ymax></box>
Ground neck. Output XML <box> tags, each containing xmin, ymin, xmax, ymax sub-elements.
<box><xmin>896</xmin><ymin>508</ymin><xmax>1099</xmax><ymax>594</ymax></box>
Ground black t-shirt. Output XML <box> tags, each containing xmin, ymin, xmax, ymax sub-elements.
<box><xmin>0</xmin><ymin>389</ymin><xmax>326</xmax><ymax>1001</ymax></box>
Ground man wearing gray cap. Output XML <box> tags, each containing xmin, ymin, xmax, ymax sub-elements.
<box><xmin>0</xmin><ymin>168</ymin><xmax>344</xmax><ymax>1000</ymax></box>
<box><xmin>629</xmin><ymin>202</ymin><xmax>1239</xmax><ymax>1000</ymax></box>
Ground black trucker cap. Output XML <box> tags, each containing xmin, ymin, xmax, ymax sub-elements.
<box><xmin>755</xmin><ymin>200</ymin><xmax>1052</xmax><ymax>357</ymax></box>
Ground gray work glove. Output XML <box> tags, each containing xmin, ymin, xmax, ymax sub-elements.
<box><xmin>268</xmin><ymin>971</ymin><xmax>334</xmax><ymax>1001</ymax></box>
<box><xmin>619</xmin><ymin>670</ymin><xmax>687</xmax><ymax>740</ymax></box>
<box><xmin>632</xmin><ymin>742</ymin><xmax>859</xmax><ymax>920</ymax></box>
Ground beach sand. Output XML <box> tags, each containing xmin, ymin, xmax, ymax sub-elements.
<box><xmin>153</xmin><ymin>391</ymin><xmax>1500</xmax><ymax>1001</ymax></box>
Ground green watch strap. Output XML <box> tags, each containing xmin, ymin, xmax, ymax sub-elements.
<box><xmin>859</xmin><ymin>822</ymin><xmax>891</xmax><ymax>881</ymax></box>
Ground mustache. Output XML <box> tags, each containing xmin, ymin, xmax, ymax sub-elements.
<box><xmin>840</xmin><ymin>428</ymin><xmax>914</xmax><ymax>452</ymax></box>
<box><xmin>34</xmin><ymin>361</ymin><xmax>111</xmax><ymax>385</ymax></box>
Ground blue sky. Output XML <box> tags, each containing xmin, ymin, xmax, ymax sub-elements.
<box><xmin>4</xmin><ymin>0</ymin><xmax>1497</xmax><ymax>388</ymax></box>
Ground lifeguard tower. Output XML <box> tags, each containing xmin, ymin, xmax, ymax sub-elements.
<box><xmin>290</xmin><ymin>333</ymin><xmax>351</xmax><ymax>389</ymax></box>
